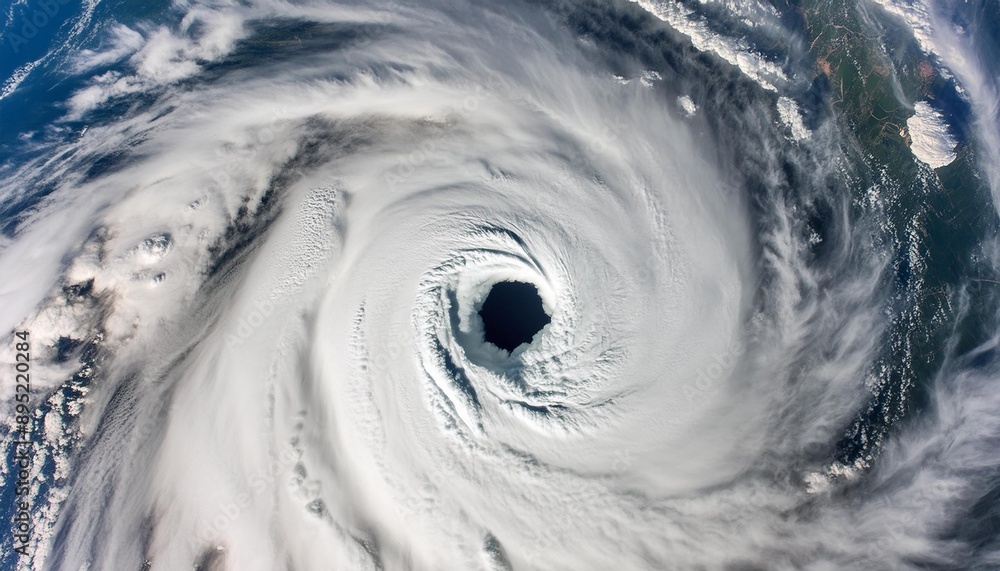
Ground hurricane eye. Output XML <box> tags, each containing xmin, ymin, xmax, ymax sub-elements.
<box><xmin>478</xmin><ymin>280</ymin><xmax>551</xmax><ymax>353</ymax></box>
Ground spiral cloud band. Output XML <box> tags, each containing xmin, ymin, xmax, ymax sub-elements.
<box><xmin>2</xmin><ymin>0</ymin><xmax>1000</xmax><ymax>569</ymax></box>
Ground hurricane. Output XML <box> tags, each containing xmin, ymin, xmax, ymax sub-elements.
<box><xmin>2</xmin><ymin>0</ymin><xmax>1000</xmax><ymax>569</ymax></box>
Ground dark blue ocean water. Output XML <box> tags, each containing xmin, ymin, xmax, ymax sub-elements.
<box><xmin>1</xmin><ymin>0</ymin><xmax>173</xmax><ymax>235</ymax></box>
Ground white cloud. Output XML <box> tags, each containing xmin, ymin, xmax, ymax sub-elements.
<box><xmin>71</xmin><ymin>24</ymin><xmax>145</xmax><ymax>72</ymax></box>
<box><xmin>776</xmin><ymin>96</ymin><xmax>810</xmax><ymax>141</ymax></box>
<box><xmin>907</xmin><ymin>101</ymin><xmax>957</xmax><ymax>168</ymax></box>
<box><xmin>67</xmin><ymin>8</ymin><xmax>246</xmax><ymax>117</ymax></box>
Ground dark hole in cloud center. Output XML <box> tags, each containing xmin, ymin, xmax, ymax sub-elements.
<box><xmin>478</xmin><ymin>280</ymin><xmax>551</xmax><ymax>353</ymax></box>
